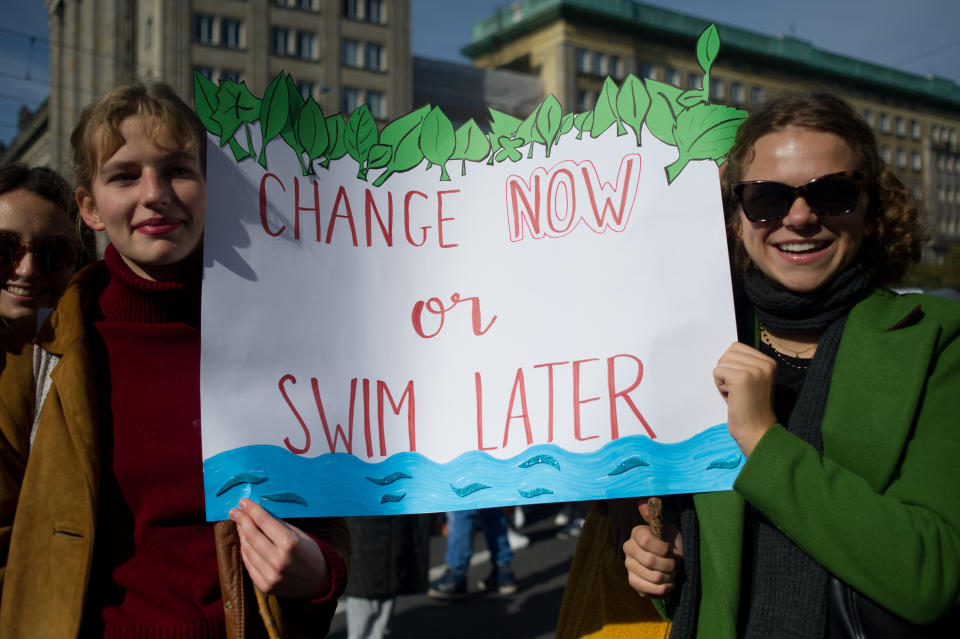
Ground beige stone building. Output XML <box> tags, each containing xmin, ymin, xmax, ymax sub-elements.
<box><xmin>11</xmin><ymin>0</ymin><xmax>412</xmax><ymax>176</ymax></box>
<box><xmin>463</xmin><ymin>0</ymin><xmax>960</xmax><ymax>259</ymax></box>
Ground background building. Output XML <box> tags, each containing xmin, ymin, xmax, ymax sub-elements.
<box><xmin>3</xmin><ymin>0</ymin><xmax>959</xmax><ymax>264</ymax></box>
<box><xmin>462</xmin><ymin>0</ymin><xmax>960</xmax><ymax>260</ymax></box>
<box><xmin>10</xmin><ymin>0</ymin><xmax>412</xmax><ymax>177</ymax></box>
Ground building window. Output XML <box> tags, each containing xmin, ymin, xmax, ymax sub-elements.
<box><xmin>367</xmin><ymin>91</ymin><xmax>385</xmax><ymax>119</ymax></box>
<box><xmin>731</xmin><ymin>82</ymin><xmax>745</xmax><ymax>104</ymax></box>
<box><xmin>595</xmin><ymin>53</ymin><xmax>609</xmax><ymax>76</ymax></box>
<box><xmin>895</xmin><ymin>116</ymin><xmax>905</xmax><ymax>137</ymax></box>
<box><xmin>751</xmin><ymin>86</ymin><xmax>766</xmax><ymax>105</ymax></box>
<box><xmin>297</xmin><ymin>31</ymin><xmax>315</xmax><ymax>60</ymax></box>
<box><xmin>343</xmin><ymin>87</ymin><xmax>362</xmax><ymax>113</ymax></box>
<box><xmin>576</xmin><ymin>90</ymin><xmax>596</xmax><ymax>111</ymax></box>
<box><xmin>195</xmin><ymin>14</ymin><xmax>215</xmax><ymax>45</ymax></box>
<box><xmin>145</xmin><ymin>16</ymin><xmax>154</xmax><ymax>49</ymax></box>
<box><xmin>911</xmin><ymin>151</ymin><xmax>922</xmax><ymax>171</ymax></box>
<box><xmin>863</xmin><ymin>109</ymin><xmax>873</xmax><ymax>127</ymax></box>
<box><xmin>576</xmin><ymin>49</ymin><xmax>591</xmax><ymax>74</ymax></box>
<box><xmin>931</xmin><ymin>125</ymin><xmax>940</xmax><ymax>143</ymax></box>
<box><xmin>272</xmin><ymin>27</ymin><xmax>291</xmax><ymax>55</ymax></box>
<box><xmin>365</xmin><ymin>43</ymin><xmax>385</xmax><ymax>71</ymax></box>
<box><xmin>911</xmin><ymin>119</ymin><xmax>920</xmax><ymax>140</ymax></box>
<box><xmin>220</xmin><ymin>69</ymin><xmax>244</xmax><ymax>83</ymax></box>
<box><xmin>665</xmin><ymin>67</ymin><xmax>680</xmax><ymax>88</ymax></box>
<box><xmin>879</xmin><ymin>113</ymin><xmax>890</xmax><ymax>133</ymax></box>
<box><xmin>221</xmin><ymin>18</ymin><xmax>243</xmax><ymax>49</ymax></box>
<box><xmin>881</xmin><ymin>146</ymin><xmax>891</xmax><ymax>163</ymax></box>
<box><xmin>367</xmin><ymin>0</ymin><xmax>385</xmax><ymax>23</ymax></box>
<box><xmin>609</xmin><ymin>55</ymin><xmax>622</xmax><ymax>79</ymax></box>
<box><xmin>344</xmin><ymin>0</ymin><xmax>362</xmax><ymax>19</ymax></box>
<box><xmin>639</xmin><ymin>62</ymin><xmax>658</xmax><ymax>81</ymax></box>
<box><xmin>710</xmin><ymin>78</ymin><xmax>725</xmax><ymax>101</ymax></box>
<box><xmin>195</xmin><ymin>65</ymin><xmax>214</xmax><ymax>79</ymax></box>
<box><xmin>343</xmin><ymin>39</ymin><xmax>362</xmax><ymax>68</ymax></box>
<box><xmin>687</xmin><ymin>73</ymin><xmax>702</xmax><ymax>90</ymax></box>
<box><xmin>297</xmin><ymin>0</ymin><xmax>314</xmax><ymax>9</ymax></box>
<box><xmin>896</xmin><ymin>148</ymin><xmax>906</xmax><ymax>168</ymax></box>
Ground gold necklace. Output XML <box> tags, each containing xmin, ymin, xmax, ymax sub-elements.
<box><xmin>759</xmin><ymin>324</ymin><xmax>815</xmax><ymax>370</ymax></box>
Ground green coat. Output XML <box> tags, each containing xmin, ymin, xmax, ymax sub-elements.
<box><xmin>693</xmin><ymin>288</ymin><xmax>960</xmax><ymax>637</ymax></box>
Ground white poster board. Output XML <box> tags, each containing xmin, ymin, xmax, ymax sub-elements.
<box><xmin>199</xmin><ymin>26</ymin><xmax>747</xmax><ymax>519</ymax></box>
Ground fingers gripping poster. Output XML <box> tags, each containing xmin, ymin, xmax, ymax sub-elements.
<box><xmin>200</xmin><ymin>26</ymin><xmax>747</xmax><ymax>519</ymax></box>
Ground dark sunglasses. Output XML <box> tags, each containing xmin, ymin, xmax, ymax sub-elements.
<box><xmin>0</xmin><ymin>231</ymin><xmax>77</xmax><ymax>272</ymax></box>
<box><xmin>733</xmin><ymin>170</ymin><xmax>864</xmax><ymax>223</ymax></box>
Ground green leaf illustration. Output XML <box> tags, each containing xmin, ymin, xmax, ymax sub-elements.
<box><xmin>279</xmin><ymin>74</ymin><xmax>308</xmax><ymax>173</ymax></box>
<box><xmin>644</xmin><ymin>79</ymin><xmax>684</xmax><ymax>146</ymax></box>
<box><xmin>420</xmin><ymin>106</ymin><xmax>456</xmax><ymax>181</ymax></box>
<box><xmin>514</xmin><ymin>106</ymin><xmax>543</xmax><ymax>158</ymax></box>
<box><xmin>321</xmin><ymin>114</ymin><xmax>348</xmax><ymax>168</ymax></box>
<box><xmin>488</xmin><ymin>108</ymin><xmax>523</xmax><ymax>164</ymax></box>
<box><xmin>535</xmin><ymin>94</ymin><xmax>563</xmax><ymax>157</ymax></box>
<box><xmin>494</xmin><ymin>136</ymin><xmax>524</xmax><ymax>163</ymax></box>
<box><xmin>616</xmin><ymin>74</ymin><xmax>650</xmax><ymax>146</ymax></box>
<box><xmin>193</xmin><ymin>72</ymin><xmax>222</xmax><ymax>136</ymax></box>
<box><xmin>554</xmin><ymin>112</ymin><xmax>575</xmax><ymax>146</ymax></box>
<box><xmin>665</xmin><ymin>103</ymin><xmax>748</xmax><ymax>183</ymax></box>
<box><xmin>451</xmin><ymin>119</ymin><xmax>491</xmax><ymax>175</ymax></box>
<box><xmin>591</xmin><ymin>77</ymin><xmax>626</xmax><ymax>138</ymax></box>
<box><xmin>371</xmin><ymin>104</ymin><xmax>431</xmax><ymax>187</ymax></box>
<box><xmin>678</xmin><ymin>89</ymin><xmax>707</xmax><ymax>108</ymax></box>
<box><xmin>367</xmin><ymin>143</ymin><xmax>392</xmax><ymax>169</ymax></box>
<box><xmin>452</xmin><ymin>119</ymin><xmax>491</xmax><ymax>161</ymax></box>
<box><xmin>573</xmin><ymin>110</ymin><xmax>594</xmax><ymax>140</ymax></box>
<box><xmin>213</xmin><ymin>80</ymin><xmax>260</xmax><ymax>147</ymax></box>
<box><xmin>696</xmin><ymin>24</ymin><xmax>721</xmax><ymax>74</ymax></box>
<box><xmin>258</xmin><ymin>72</ymin><xmax>290</xmax><ymax>168</ymax></box>
<box><xmin>345</xmin><ymin>104</ymin><xmax>379</xmax><ymax>180</ymax></box>
<box><xmin>296</xmin><ymin>98</ymin><xmax>329</xmax><ymax>164</ymax></box>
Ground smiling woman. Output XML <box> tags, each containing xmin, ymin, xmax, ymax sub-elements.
<box><xmin>559</xmin><ymin>91</ymin><xmax>960</xmax><ymax>639</ymax></box>
<box><xmin>0</xmin><ymin>163</ymin><xmax>82</xmax><ymax>342</ymax></box>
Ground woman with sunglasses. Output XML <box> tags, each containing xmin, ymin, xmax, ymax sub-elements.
<box><xmin>586</xmin><ymin>91</ymin><xmax>960</xmax><ymax>638</ymax></box>
<box><xmin>0</xmin><ymin>163</ymin><xmax>84</xmax><ymax>343</ymax></box>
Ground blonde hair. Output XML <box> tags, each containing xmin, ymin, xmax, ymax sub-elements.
<box><xmin>70</xmin><ymin>82</ymin><xmax>207</xmax><ymax>194</ymax></box>
<box><xmin>721</xmin><ymin>91</ymin><xmax>925</xmax><ymax>286</ymax></box>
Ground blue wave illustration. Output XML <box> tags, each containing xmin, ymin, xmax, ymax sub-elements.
<box><xmin>607</xmin><ymin>457</ymin><xmax>650</xmax><ymax>476</ymax></box>
<box><xmin>262</xmin><ymin>492</ymin><xmax>307</xmax><ymax>506</ymax></box>
<box><xmin>380</xmin><ymin>493</ymin><xmax>406</xmax><ymax>504</ymax></box>
<box><xmin>203</xmin><ymin>424</ymin><xmax>741</xmax><ymax>520</ymax></box>
<box><xmin>707</xmin><ymin>454</ymin><xmax>742</xmax><ymax>470</ymax></box>
<box><xmin>518</xmin><ymin>454</ymin><xmax>560</xmax><ymax>471</ymax></box>
<box><xmin>450</xmin><ymin>482</ymin><xmax>491</xmax><ymax>497</ymax></box>
<box><xmin>216</xmin><ymin>473</ymin><xmax>268</xmax><ymax>496</ymax></box>
<box><xmin>366</xmin><ymin>472</ymin><xmax>413</xmax><ymax>486</ymax></box>
<box><xmin>519</xmin><ymin>487</ymin><xmax>553</xmax><ymax>498</ymax></box>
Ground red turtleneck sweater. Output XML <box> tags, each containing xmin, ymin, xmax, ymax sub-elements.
<box><xmin>84</xmin><ymin>246</ymin><xmax>342</xmax><ymax>638</ymax></box>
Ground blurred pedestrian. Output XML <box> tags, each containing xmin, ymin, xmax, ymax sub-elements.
<box><xmin>345</xmin><ymin>515</ymin><xmax>431</xmax><ymax>639</ymax></box>
<box><xmin>428</xmin><ymin>507</ymin><xmax>517</xmax><ymax>600</ymax></box>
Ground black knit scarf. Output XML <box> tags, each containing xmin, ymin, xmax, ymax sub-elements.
<box><xmin>669</xmin><ymin>263</ymin><xmax>875</xmax><ymax>639</ymax></box>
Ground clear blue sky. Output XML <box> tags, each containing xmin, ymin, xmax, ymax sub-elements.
<box><xmin>2</xmin><ymin>0</ymin><xmax>959</xmax><ymax>147</ymax></box>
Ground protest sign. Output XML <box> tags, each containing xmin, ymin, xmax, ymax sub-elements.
<box><xmin>199</xmin><ymin>25</ymin><xmax>747</xmax><ymax>519</ymax></box>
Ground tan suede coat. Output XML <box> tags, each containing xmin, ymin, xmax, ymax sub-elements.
<box><xmin>0</xmin><ymin>263</ymin><xmax>349</xmax><ymax>638</ymax></box>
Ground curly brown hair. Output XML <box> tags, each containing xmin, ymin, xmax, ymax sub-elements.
<box><xmin>721</xmin><ymin>91</ymin><xmax>925</xmax><ymax>286</ymax></box>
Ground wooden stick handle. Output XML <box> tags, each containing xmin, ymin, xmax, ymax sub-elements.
<box><xmin>254</xmin><ymin>585</ymin><xmax>282</xmax><ymax>639</ymax></box>
<box><xmin>647</xmin><ymin>496</ymin><xmax>664</xmax><ymax>539</ymax></box>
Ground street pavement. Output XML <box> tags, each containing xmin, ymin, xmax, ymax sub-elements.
<box><xmin>327</xmin><ymin>505</ymin><xmax>582</xmax><ymax>638</ymax></box>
